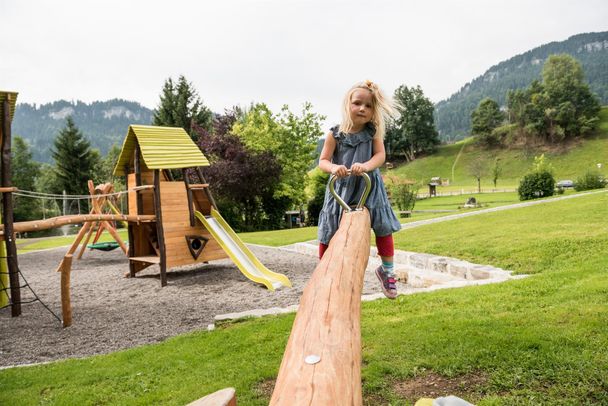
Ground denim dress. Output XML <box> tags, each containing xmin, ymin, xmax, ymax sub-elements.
<box><xmin>317</xmin><ymin>124</ymin><xmax>402</xmax><ymax>245</ymax></box>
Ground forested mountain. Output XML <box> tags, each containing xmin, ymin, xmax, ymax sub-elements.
<box><xmin>12</xmin><ymin>99</ymin><xmax>153</xmax><ymax>162</ymax></box>
<box><xmin>435</xmin><ymin>31</ymin><xmax>608</xmax><ymax>142</ymax></box>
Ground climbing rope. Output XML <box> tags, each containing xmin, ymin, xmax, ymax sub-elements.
<box><xmin>0</xmin><ymin>257</ymin><xmax>62</xmax><ymax>324</ymax></box>
<box><xmin>14</xmin><ymin>188</ymin><xmax>130</xmax><ymax>200</ymax></box>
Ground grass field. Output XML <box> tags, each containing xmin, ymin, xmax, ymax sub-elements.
<box><xmin>391</xmin><ymin>107</ymin><xmax>608</xmax><ymax>189</ymax></box>
<box><xmin>2</xmin><ymin>190</ymin><xmax>606</xmax><ymax>405</ymax></box>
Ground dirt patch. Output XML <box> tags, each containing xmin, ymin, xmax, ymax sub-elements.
<box><xmin>393</xmin><ymin>371</ymin><xmax>488</xmax><ymax>403</ymax></box>
<box><xmin>0</xmin><ymin>245</ymin><xmax>388</xmax><ymax>367</ymax></box>
<box><xmin>254</xmin><ymin>378</ymin><xmax>275</xmax><ymax>399</ymax></box>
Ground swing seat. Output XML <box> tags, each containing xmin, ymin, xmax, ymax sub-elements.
<box><xmin>87</xmin><ymin>242</ymin><xmax>121</xmax><ymax>251</ymax></box>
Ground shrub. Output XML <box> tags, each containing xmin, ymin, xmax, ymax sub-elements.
<box><xmin>574</xmin><ymin>170</ymin><xmax>606</xmax><ymax>191</ymax></box>
<box><xmin>385</xmin><ymin>174</ymin><xmax>418</xmax><ymax>215</ymax></box>
<box><xmin>306</xmin><ymin>169</ymin><xmax>330</xmax><ymax>226</ymax></box>
<box><xmin>518</xmin><ymin>170</ymin><xmax>556</xmax><ymax>201</ymax></box>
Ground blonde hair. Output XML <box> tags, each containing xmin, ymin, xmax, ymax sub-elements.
<box><xmin>339</xmin><ymin>80</ymin><xmax>397</xmax><ymax>139</ymax></box>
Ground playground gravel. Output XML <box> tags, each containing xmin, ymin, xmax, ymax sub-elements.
<box><xmin>0</xmin><ymin>244</ymin><xmax>386</xmax><ymax>367</ymax></box>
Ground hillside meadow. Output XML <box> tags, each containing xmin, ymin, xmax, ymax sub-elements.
<box><xmin>391</xmin><ymin>106</ymin><xmax>608</xmax><ymax>190</ymax></box>
<box><xmin>1</xmin><ymin>190</ymin><xmax>606</xmax><ymax>405</ymax></box>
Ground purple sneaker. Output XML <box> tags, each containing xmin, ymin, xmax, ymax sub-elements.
<box><xmin>375</xmin><ymin>266</ymin><xmax>398</xmax><ymax>299</ymax></box>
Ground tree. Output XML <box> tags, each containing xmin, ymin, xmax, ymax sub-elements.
<box><xmin>306</xmin><ymin>168</ymin><xmax>330</xmax><ymax>226</ymax></box>
<box><xmin>92</xmin><ymin>143</ymin><xmax>124</xmax><ymax>190</ymax></box>
<box><xmin>542</xmin><ymin>54</ymin><xmax>601</xmax><ymax>139</ymax></box>
<box><xmin>386</xmin><ymin>85</ymin><xmax>439</xmax><ymax>161</ymax></box>
<box><xmin>468</xmin><ymin>155</ymin><xmax>487</xmax><ymax>193</ymax></box>
<box><xmin>471</xmin><ymin>98</ymin><xmax>505</xmax><ymax>147</ymax></box>
<box><xmin>232</xmin><ymin>102</ymin><xmax>325</xmax><ymax>207</ymax></box>
<box><xmin>51</xmin><ymin>117</ymin><xmax>99</xmax><ymax>212</ymax></box>
<box><xmin>507</xmin><ymin>54</ymin><xmax>601</xmax><ymax>142</ymax></box>
<box><xmin>153</xmin><ymin>75</ymin><xmax>213</xmax><ymax>141</ymax></box>
<box><xmin>193</xmin><ymin>112</ymin><xmax>283</xmax><ymax>231</ymax></box>
<box><xmin>11</xmin><ymin>136</ymin><xmax>41</xmax><ymax>221</ymax></box>
<box><xmin>34</xmin><ymin>164</ymin><xmax>62</xmax><ymax>218</ymax></box>
<box><xmin>491</xmin><ymin>158</ymin><xmax>502</xmax><ymax>188</ymax></box>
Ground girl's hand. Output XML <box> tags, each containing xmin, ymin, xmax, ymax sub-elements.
<box><xmin>331</xmin><ymin>164</ymin><xmax>349</xmax><ymax>178</ymax></box>
<box><xmin>350</xmin><ymin>162</ymin><xmax>369</xmax><ymax>176</ymax></box>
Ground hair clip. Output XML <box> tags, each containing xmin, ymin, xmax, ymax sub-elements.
<box><xmin>364</xmin><ymin>80</ymin><xmax>375</xmax><ymax>92</ymax></box>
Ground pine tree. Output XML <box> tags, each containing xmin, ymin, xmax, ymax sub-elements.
<box><xmin>153</xmin><ymin>75</ymin><xmax>213</xmax><ymax>140</ymax></box>
<box><xmin>11</xmin><ymin>136</ymin><xmax>41</xmax><ymax>221</ymax></box>
<box><xmin>471</xmin><ymin>98</ymin><xmax>505</xmax><ymax>147</ymax></box>
<box><xmin>51</xmin><ymin>117</ymin><xmax>99</xmax><ymax>211</ymax></box>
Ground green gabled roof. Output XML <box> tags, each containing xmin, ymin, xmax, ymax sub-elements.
<box><xmin>0</xmin><ymin>91</ymin><xmax>19</xmax><ymax>130</ymax></box>
<box><xmin>113</xmin><ymin>125</ymin><xmax>209</xmax><ymax>176</ymax></box>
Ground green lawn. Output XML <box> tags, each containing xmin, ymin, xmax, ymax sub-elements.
<box><xmin>11</xmin><ymin>191</ymin><xmax>522</xmax><ymax>250</ymax></box>
<box><xmin>391</xmin><ymin>106</ymin><xmax>608</xmax><ymax>189</ymax></box>
<box><xmin>16</xmin><ymin>229</ymin><xmax>129</xmax><ymax>253</ymax></box>
<box><xmin>1</xmin><ymin>191</ymin><xmax>606</xmax><ymax>404</ymax></box>
<box><xmin>238</xmin><ymin>226</ymin><xmax>318</xmax><ymax>246</ymax></box>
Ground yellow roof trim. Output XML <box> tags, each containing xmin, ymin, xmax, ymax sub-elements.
<box><xmin>113</xmin><ymin>125</ymin><xmax>210</xmax><ymax>176</ymax></box>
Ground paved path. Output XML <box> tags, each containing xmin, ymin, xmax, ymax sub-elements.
<box><xmin>400</xmin><ymin>189</ymin><xmax>607</xmax><ymax>230</ymax></box>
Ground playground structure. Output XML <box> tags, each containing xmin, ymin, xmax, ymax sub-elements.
<box><xmin>0</xmin><ymin>94</ymin><xmax>291</xmax><ymax>326</ymax></box>
<box><xmin>57</xmin><ymin>180</ymin><xmax>128</xmax><ymax>268</ymax></box>
<box><xmin>112</xmin><ymin>125</ymin><xmax>290</xmax><ymax>290</ymax></box>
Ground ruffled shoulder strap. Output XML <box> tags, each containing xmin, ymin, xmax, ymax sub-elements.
<box><xmin>329</xmin><ymin>125</ymin><xmax>341</xmax><ymax>139</ymax></box>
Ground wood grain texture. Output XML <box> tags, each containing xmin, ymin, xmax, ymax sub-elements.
<box><xmin>270</xmin><ymin>208</ymin><xmax>370</xmax><ymax>406</ymax></box>
<box><xmin>59</xmin><ymin>254</ymin><xmax>73</xmax><ymax>327</ymax></box>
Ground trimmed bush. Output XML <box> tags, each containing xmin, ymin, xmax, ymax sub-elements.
<box><xmin>574</xmin><ymin>170</ymin><xmax>606</xmax><ymax>191</ymax></box>
<box><xmin>385</xmin><ymin>174</ymin><xmax>418</xmax><ymax>216</ymax></box>
<box><xmin>518</xmin><ymin>170</ymin><xmax>556</xmax><ymax>200</ymax></box>
<box><xmin>306</xmin><ymin>169</ymin><xmax>330</xmax><ymax>226</ymax></box>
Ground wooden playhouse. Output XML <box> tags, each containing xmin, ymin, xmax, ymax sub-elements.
<box><xmin>113</xmin><ymin>125</ymin><xmax>290</xmax><ymax>290</ymax></box>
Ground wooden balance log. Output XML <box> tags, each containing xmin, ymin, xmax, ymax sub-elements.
<box><xmin>270</xmin><ymin>206</ymin><xmax>371</xmax><ymax>405</ymax></box>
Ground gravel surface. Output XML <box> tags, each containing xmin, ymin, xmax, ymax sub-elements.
<box><xmin>0</xmin><ymin>244</ymin><xmax>386</xmax><ymax>367</ymax></box>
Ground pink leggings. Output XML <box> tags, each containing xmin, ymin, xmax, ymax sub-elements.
<box><xmin>319</xmin><ymin>234</ymin><xmax>394</xmax><ymax>259</ymax></box>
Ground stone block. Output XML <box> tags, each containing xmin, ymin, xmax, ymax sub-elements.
<box><xmin>431</xmin><ymin>258</ymin><xmax>449</xmax><ymax>273</ymax></box>
<box><xmin>469</xmin><ymin>266</ymin><xmax>491</xmax><ymax>280</ymax></box>
<box><xmin>448</xmin><ymin>261</ymin><xmax>469</xmax><ymax>278</ymax></box>
<box><xmin>410</xmin><ymin>253</ymin><xmax>432</xmax><ymax>270</ymax></box>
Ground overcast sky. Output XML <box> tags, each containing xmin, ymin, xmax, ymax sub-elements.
<box><xmin>1</xmin><ymin>0</ymin><xmax>607</xmax><ymax>127</ymax></box>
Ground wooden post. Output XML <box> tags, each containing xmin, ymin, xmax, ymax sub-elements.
<box><xmin>134</xmin><ymin>144</ymin><xmax>143</xmax><ymax>215</ymax></box>
<box><xmin>270</xmin><ymin>209</ymin><xmax>370</xmax><ymax>405</ymax></box>
<box><xmin>195</xmin><ymin>167</ymin><xmax>218</xmax><ymax>210</ymax></box>
<box><xmin>124</xmin><ymin>164</ymin><xmax>136</xmax><ymax>277</ymax></box>
<box><xmin>56</xmin><ymin>222</ymin><xmax>92</xmax><ymax>272</ymax></box>
<box><xmin>1</xmin><ymin>97</ymin><xmax>21</xmax><ymax>317</ymax></box>
<box><xmin>153</xmin><ymin>170</ymin><xmax>167</xmax><ymax>286</ymax></box>
<box><xmin>183</xmin><ymin>169</ymin><xmax>196</xmax><ymax>226</ymax></box>
<box><xmin>59</xmin><ymin>254</ymin><xmax>73</xmax><ymax>327</ymax></box>
<box><xmin>77</xmin><ymin>220</ymin><xmax>97</xmax><ymax>259</ymax></box>
<box><xmin>127</xmin><ymin>224</ymin><xmax>136</xmax><ymax>277</ymax></box>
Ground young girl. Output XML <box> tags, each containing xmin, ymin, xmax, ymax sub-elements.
<box><xmin>317</xmin><ymin>80</ymin><xmax>401</xmax><ymax>299</ymax></box>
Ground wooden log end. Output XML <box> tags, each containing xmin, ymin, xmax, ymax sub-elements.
<box><xmin>60</xmin><ymin>254</ymin><xmax>73</xmax><ymax>327</ymax></box>
<box><xmin>187</xmin><ymin>388</ymin><xmax>236</xmax><ymax>406</ymax></box>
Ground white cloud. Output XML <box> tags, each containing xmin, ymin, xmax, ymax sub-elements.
<box><xmin>1</xmin><ymin>0</ymin><xmax>607</xmax><ymax>127</ymax></box>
